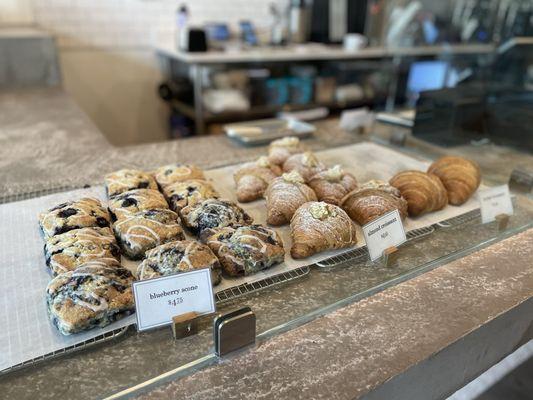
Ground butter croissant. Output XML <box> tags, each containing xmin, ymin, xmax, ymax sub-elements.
<box><xmin>308</xmin><ymin>165</ymin><xmax>358</xmax><ymax>205</ymax></box>
<box><xmin>290</xmin><ymin>202</ymin><xmax>358</xmax><ymax>259</ymax></box>
<box><xmin>427</xmin><ymin>156</ymin><xmax>481</xmax><ymax>205</ymax></box>
<box><xmin>234</xmin><ymin>156</ymin><xmax>282</xmax><ymax>203</ymax></box>
<box><xmin>265</xmin><ymin>171</ymin><xmax>317</xmax><ymax>226</ymax></box>
<box><xmin>282</xmin><ymin>151</ymin><xmax>325</xmax><ymax>182</ymax></box>
<box><xmin>341</xmin><ymin>180</ymin><xmax>408</xmax><ymax>225</ymax></box>
<box><xmin>389</xmin><ymin>170</ymin><xmax>447</xmax><ymax>216</ymax></box>
<box><xmin>268</xmin><ymin>136</ymin><xmax>306</xmax><ymax>166</ymax></box>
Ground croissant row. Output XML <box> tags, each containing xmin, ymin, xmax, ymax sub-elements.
<box><xmin>389</xmin><ymin>170</ymin><xmax>447</xmax><ymax>217</ymax></box>
<box><xmin>341</xmin><ymin>182</ymin><xmax>408</xmax><ymax>226</ymax></box>
<box><xmin>427</xmin><ymin>156</ymin><xmax>480</xmax><ymax>205</ymax></box>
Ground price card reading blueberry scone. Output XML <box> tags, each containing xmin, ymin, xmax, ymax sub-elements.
<box><xmin>479</xmin><ymin>185</ymin><xmax>514</xmax><ymax>224</ymax></box>
<box><xmin>363</xmin><ymin>209</ymin><xmax>407</xmax><ymax>262</ymax></box>
<box><xmin>132</xmin><ymin>268</ymin><xmax>215</xmax><ymax>331</ymax></box>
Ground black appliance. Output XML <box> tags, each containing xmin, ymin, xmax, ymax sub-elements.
<box><xmin>310</xmin><ymin>0</ymin><xmax>368</xmax><ymax>43</ymax></box>
<box><xmin>412</xmin><ymin>83</ymin><xmax>533</xmax><ymax>152</ymax></box>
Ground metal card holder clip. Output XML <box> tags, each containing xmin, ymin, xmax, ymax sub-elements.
<box><xmin>495</xmin><ymin>213</ymin><xmax>510</xmax><ymax>232</ymax></box>
<box><xmin>214</xmin><ymin>307</ymin><xmax>256</xmax><ymax>357</ymax></box>
<box><xmin>172</xmin><ymin>311</ymin><xmax>199</xmax><ymax>339</ymax></box>
<box><xmin>381</xmin><ymin>246</ymin><xmax>399</xmax><ymax>267</ymax></box>
<box><xmin>509</xmin><ymin>166</ymin><xmax>533</xmax><ymax>193</ymax></box>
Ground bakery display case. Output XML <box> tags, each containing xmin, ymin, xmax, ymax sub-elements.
<box><xmin>1</xmin><ymin>125</ymin><xmax>532</xmax><ymax>399</ymax></box>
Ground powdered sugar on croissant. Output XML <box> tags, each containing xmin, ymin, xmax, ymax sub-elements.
<box><xmin>264</xmin><ymin>171</ymin><xmax>317</xmax><ymax>226</ymax></box>
<box><xmin>234</xmin><ymin>157</ymin><xmax>282</xmax><ymax>203</ymax></box>
<box><xmin>282</xmin><ymin>152</ymin><xmax>326</xmax><ymax>182</ymax></box>
<box><xmin>290</xmin><ymin>202</ymin><xmax>358</xmax><ymax>259</ymax></box>
<box><xmin>268</xmin><ymin>136</ymin><xmax>305</xmax><ymax>166</ymax></box>
<box><xmin>308</xmin><ymin>165</ymin><xmax>358</xmax><ymax>205</ymax></box>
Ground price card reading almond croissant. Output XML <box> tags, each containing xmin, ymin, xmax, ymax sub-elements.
<box><xmin>363</xmin><ymin>209</ymin><xmax>407</xmax><ymax>262</ymax></box>
<box><xmin>479</xmin><ymin>185</ymin><xmax>514</xmax><ymax>224</ymax></box>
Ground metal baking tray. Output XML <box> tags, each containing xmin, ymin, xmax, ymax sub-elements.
<box><xmin>224</xmin><ymin>118</ymin><xmax>315</xmax><ymax>146</ymax></box>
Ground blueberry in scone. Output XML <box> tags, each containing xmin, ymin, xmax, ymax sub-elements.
<box><xmin>44</xmin><ymin>227</ymin><xmax>120</xmax><ymax>275</ymax></box>
<box><xmin>202</xmin><ymin>224</ymin><xmax>285</xmax><ymax>277</ymax></box>
<box><xmin>154</xmin><ymin>164</ymin><xmax>205</xmax><ymax>189</ymax></box>
<box><xmin>137</xmin><ymin>240</ymin><xmax>221</xmax><ymax>285</ymax></box>
<box><xmin>113</xmin><ymin>208</ymin><xmax>185</xmax><ymax>260</ymax></box>
<box><xmin>39</xmin><ymin>198</ymin><xmax>112</xmax><ymax>238</ymax></box>
<box><xmin>163</xmin><ymin>179</ymin><xmax>219</xmax><ymax>212</ymax></box>
<box><xmin>104</xmin><ymin>169</ymin><xmax>158</xmax><ymax>198</ymax></box>
<box><xmin>46</xmin><ymin>264</ymin><xmax>135</xmax><ymax>335</ymax></box>
<box><xmin>108</xmin><ymin>189</ymin><xmax>169</xmax><ymax>220</ymax></box>
<box><xmin>180</xmin><ymin>199</ymin><xmax>253</xmax><ymax>238</ymax></box>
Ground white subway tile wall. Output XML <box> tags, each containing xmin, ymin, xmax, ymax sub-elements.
<box><xmin>32</xmin><ymin>0</ymin><xmax>287</xmax><ymax>48</ymax></box>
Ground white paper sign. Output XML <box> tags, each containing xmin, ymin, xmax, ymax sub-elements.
<box><xmin>132</xmin><ymin>268</ymin><xmax>216</xmax><ymax>331</ymax></box>
<box><xmin>363</xmin><ymin>209</ymin><xmax>407</xmax><ymax>261</ymax></box>
<box><xmin>479</xmin><ymin>185</ymin><xmax>514</xmax><ymax>224</ymax></box>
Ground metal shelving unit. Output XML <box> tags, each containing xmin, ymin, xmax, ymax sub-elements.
<box><xmin>156</xmin><ymin>43</ymin><xmax>495</xmax><ymax>134</ymax></box>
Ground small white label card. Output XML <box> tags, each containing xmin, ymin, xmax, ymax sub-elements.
<box><xmin>363</xmin><ymin>209</ymin><xmax>407</xmax><ymax>262</ymax></box>
<box><xmin>132</xmin><ymin>268</ymin><xmax>216</xmax><ymax>332</ymax></box>
<box><xmin>479</xmin><ymin>185</ymin><xmax>514</xmax><ymax>224</ymax></box>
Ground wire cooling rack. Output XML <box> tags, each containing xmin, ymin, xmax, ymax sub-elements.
<box><xmin>215</xmin><ymin>266</ymin><xmax>310</xmax><ymax>305</ymax></box>
<box><xmin>315</xmin><ymin>225</ymin><xmax>436</xmax><ymax>269</ymax></box>
<box><xmin>0</xmin><ymin>185</ymin><xmax>478</xmax><ymax>376</ymax></box>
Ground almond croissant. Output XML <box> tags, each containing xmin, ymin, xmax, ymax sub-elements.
<box><xmin>341</xmin><ymin>180</ymin><xmax>408</xmax><ymax>226</ymax></box>
<box><xmin>234</xmin><ymin>156</ymin><xmax>282</xmax><ymax>203</ymax></box>
<box><xmin>290</xmin><ymin>202</ymin><xmax>358</xmax><ymax>259</ymax></box>
<box><xmin>427</xmin><ymin>156</ymin><xmax>481</xmax><ymax>205</ymax></box>
<box><xmin>389</xmin><ymin>170</ymin><xmax>447</xmax><ymax>216</ymax></box>
<box><xmin>268</xmin><ymin>136</ymin><xmax>306</xmax><ymax>166</ymax></box>
<box><xmin>282</xmin><ymin>151</ymin><xmax>325</xmax><ymax>182</ymax></box>
<box><xmin>308</xmin><ymin>165</ymin><xmax>358</xmax><ymax>206</ymax></box>
<box><xmin>265</xmin><ymin>171</ymin><xmax>317</xmax><ymax>226</ymax></box>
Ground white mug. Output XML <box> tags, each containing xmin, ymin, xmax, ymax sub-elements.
<box><xmin>343</xmin><ymin>33</ymin><xmax>368</xmax><ymax>52</ymax></box>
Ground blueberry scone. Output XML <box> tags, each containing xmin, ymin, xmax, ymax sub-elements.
<box><xmin>180</xmin><ymin>199</ymin><xmax>253</xmax><ymax>237</ymax></box>
<box><xmin>108</xmin><ymin>189</ymin><xmax>168</xmax><ymax>220</ymax></box>
<box><xmin>44</xmin><ymin>227</ymin><xmax>120</xmax><ymax>275</ymax></box>
<box><xmin>202</xmin><ymin>224</ymin><xmax>285</xmax><ymax>277</ymax></box>
<box><xmin>163</xmin><ymin>179</ymin><xmax>219</xmax><ymax>212</ymax></box>
<box><xmin>154</xmin><ymin>164</ymin><xmax>206</xmax><ymax>189</ymax></box>
<box><xmin>104</xmin><ymin>168</ymin><xmax>158</xmax><ymax>198</ymax></box>
<box><xmin>39</xmin><ymin>198</ymin><xmax>112</xmax><ymax>238</ymax></box>
<box><xmin>113</xmin><ymin>208</ymin><xmax>185</xmax><ymax>259</ymax></box>
<box><xmin>137</xmin><ymin>240</ymin><xmax>221</xmax><ymax>284</ymax></box>
<box><xmin>46</xmin><ymin>263</ymin><xmax>135</xmax><ymax>335</ymax></box>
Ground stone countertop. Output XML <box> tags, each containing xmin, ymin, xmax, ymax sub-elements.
<box><xmin>135</xmin><ymin>228</ymin><xmax>533</xmax><ymax>400</ymax></box>
<box><xmin>0</xmin><ymin>88</ymin><xmax>532</xmax><ymax>400</ymax></box>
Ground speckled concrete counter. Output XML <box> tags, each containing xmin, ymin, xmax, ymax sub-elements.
<box><xmin>0</xmin><ymin>88</ymin><xmax>532</xmax><ymax>400</ymax></box>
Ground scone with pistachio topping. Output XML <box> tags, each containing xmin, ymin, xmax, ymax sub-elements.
<box><xmin>104</xmin><ymin>168</ymin><xmax>158</xmax><ymax>198</ymax></box>
<box><xmin>202</xmin><ymin>224</ymin><xmax>285</xmax><ymax>277</ymax></box>
<box><xmin>39</xmin><ymin>198</ymin><xmax>112</xmax><ymax>238</ymax></box>
<box><xmin>46</xmin><ymin>263</ymin><xmax>135</xmax><ymax>335</ymax></box>
<box><xmin>44</xmin><ymin>227</ymin><xmax>120</xmax><ymax>275</ymax></box>
<box><xmin>180</xmin><ymin>198</ymin><xmax>253</xmax><ymax>237</ymax></box>
<box><xmin>137</xmin><ymin>240</ymin><xmax>221</xmax><ymax>284</ymax></box>
<box><xmin>108</xmin><ymin>189</ymin><xmax>168</xmax><ymax>220</ymax></box>
<box><xmin>154</xmin><ymin>164</ymin><xmax>205</xmax><ymax>189</ymax></box>
<box><xmin>113</xmin><ymin>208</ymin><xmax>184</xmax><ymax>259</ymax></box>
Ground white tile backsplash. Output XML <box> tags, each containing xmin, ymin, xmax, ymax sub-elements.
<box><xmin>29</xmin><ymin>0</ymin><xmax>287</xmax><ymax>48</ymax></box>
